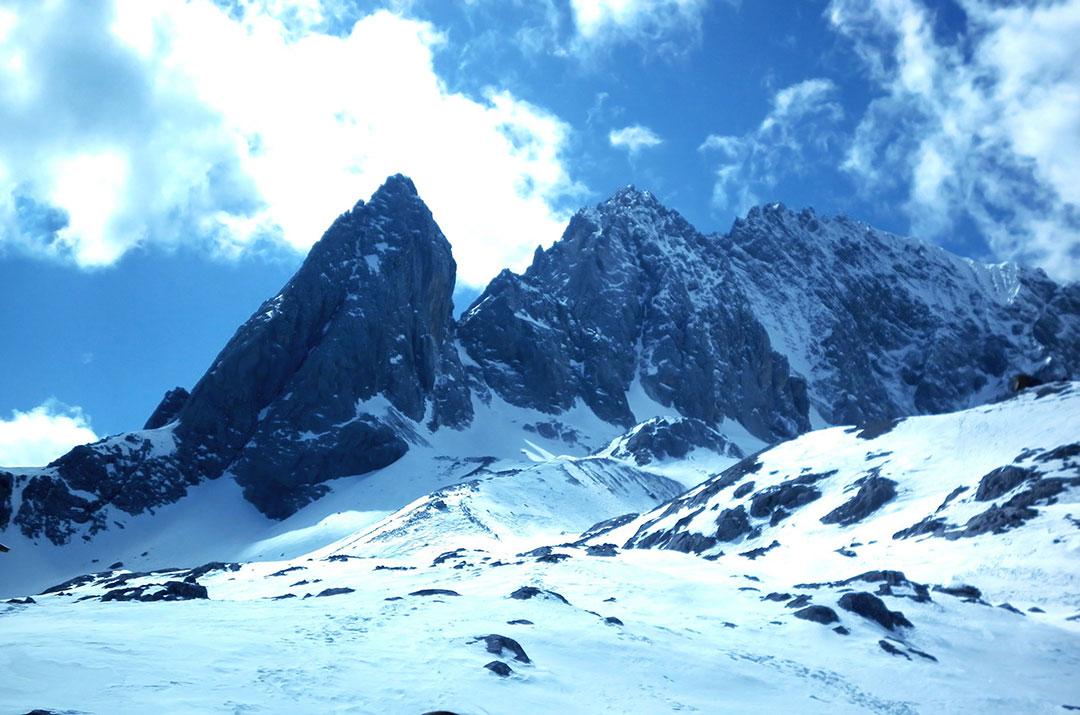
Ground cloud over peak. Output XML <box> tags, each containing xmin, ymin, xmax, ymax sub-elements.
<box><xmin>609</xmin><ymin>124</ymin><xmax>664</xmax><ymax>154</ymax></box>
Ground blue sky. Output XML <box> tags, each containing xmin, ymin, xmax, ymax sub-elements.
<box><xmin>0</xmin><ymin>0</ymin><xmax>1078</xmax><ymax>463</ymax></box>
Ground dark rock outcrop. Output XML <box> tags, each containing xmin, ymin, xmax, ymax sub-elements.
<box><xmin>602</xmin><ymin>417</ymin><xmax>744</xmax><ymax>465</ymax></box>
<box><xmin>794</xmin><ymin>605</ymin><xmax>839</xmax><ymax>625</ymax></box>
<box><xmin>821</xmin><ymin>475</ymin><xmax>898</xmax><ymax>526</ymax></box>
<box><xmin>143</xmin><ymin>387</ymin><xmax>190</xmax><ymax>429</ymax></box>
<box><xmin>484</xmin><ymin>660</ymin><xmax>514</xmax><ymax>677</ymax></box>
<box><xmin>837</xmin><ymin>592</ymin><xmax>913</xmax><ymax>630</ymax></box>
<box><xmin>101</xmin><ymin>580</ymin><xmax>208</xmax><ymax>602</ymax></box>
<box><xmin>476</xmin><ymin>634</ymin><xmax>531</xmax><ymax>663</ymax></box>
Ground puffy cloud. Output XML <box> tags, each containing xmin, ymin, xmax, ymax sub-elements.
<box><xmin>700</xmin><ymin>78</ymin><xmax>843</xmax><ymax>212</ymax></box>
<box><xmin>0</xmin><ymin>0</ymin><xmax>584</xmax><ymax>286</ymax></box>
<box><xmin>828</xmin><ymin>0</ymin><xmax>1080</xmax><ymax>281</ymax></box>
<box><xmin>0</xmin><ymin>401</ymin><xmax>98</xmax><ymax>468</ymax></box>
<box><xmin>609</xmin><ymin>124</ymin><xmax>664</xmax><ymax>154</ymax></box>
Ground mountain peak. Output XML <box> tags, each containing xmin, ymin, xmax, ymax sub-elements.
<box><xmin>599</xmin><ymin>184</ymin><xmax>665</xmax><ymax>213</ymax></box>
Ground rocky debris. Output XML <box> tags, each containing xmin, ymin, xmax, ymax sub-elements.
<box><xmin>41</xmin><ymin>574</ymin><xmax>98</xmax><ymax>595</ymax></box>
<box><xmin>509</xmin><ymin>586</ymin><xmax>570</xmax><ymax>605</ymax></box>
<box><xmin>537</xmin><ymin>553</ymin><xmax>572</xmax><ymax>564</ymax></box>
<box><xmin>410</xmin><ymin>589</ymin><xmax>461</xmax><ymax>597</ymax></box>
<box><xmin>838</xmin><ymin>592</ymin><xmax>913</xmax><ymax>630</ymax></box>
<box><xmin>956</xmin><ymin>476</ymin><xmax>1080</xmax><ymax>537</ymax></box>
<box><xmin>484</xmin><ymin>661</ymin><xmax>514</xmax><ymax>677</ymax></box>
<box><xmin>143</xmin><ymin>387</ymin><xmax>190</xmax><ymax>429</ymax></box>
<box><xmin>315</xmin><ymin>588</ymin><xmax>355</xmax><ymax>598</ymax></box>
<box><xmin>432</xmin><ymin>549</ymin><xmax>469</xmax><ymax>566</ymax></box>
<box><xmin>794</xmin><ymin>605</ymin><xmax>839</xmax><ymax>625</ymax></box>
<box><xmin>740</xmin><ymin>540</ymin><xmax>780</xmax><ymax>560</ymax></box>
<box><xmin>475</xmin><ymin>634</ymin><xmax>531</xmax><ymax>663</ymax></box>
<box><xmin>835</xmin><ymin>570</ymin><xmax>931</xmax><ymax>603</ymax></box>
<box><xmin>185</xmin><ymin>562</ymin><xmax>242</xmax><ymax>580</ymax></box>
<box><xmin>586</xmin><ymin>543</ymin><xmax>617</xmax><ymax>557</ymax></box>
<box><xmin>101</xmin><ymin>580</ymin><xmax>208</xmax><ymax>602</ymax></box>
<box><xmin>602</xmin><ymin>417</ymin><xmax>744</xmax><ymax>465</ymax></box>
<box><xmin>713</xmin><ymin>506</ymin><xmax>754</xmax><ymax>543</ymax></box>
<box><xmin>975</xmin><ymin>466</ymin><xmax>1037</xmax><ymax>501</ymax></box>
<box><xmin>821</xmin><ymin>475</ymin><xmax>898</xmax><ymax>526</ymax></box>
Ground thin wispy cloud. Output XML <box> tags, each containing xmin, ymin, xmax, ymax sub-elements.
<box><xmin>609</xmin><ymin>124</ymin><xmax>664</xmax><ymax>155</ymax></box>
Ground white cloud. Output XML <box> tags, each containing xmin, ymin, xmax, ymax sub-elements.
<box><xmin>0</xmin><ymin>0</ymin><xmax>584</xmax><ymax>286</ymax></box>
<box><xmin>828</xmin><ymin>0</ymin><xmax>1080</xmax><ymax>281</ymax></box>
<box><xmin>568</xmin><ymin>0</ymin><xmax>709</xmax><ymax>52</ymax></box>
<box><xmin>0</xmin><ymin>401</ymin><xmax>98</xmax><ymax>468</ymax></box>
<box><xmin>609</xmin><ymin>124</ymin><xmax>664</xmax><ymax>154</ymax></box>
<box><xmin>700</xmin><ymin>78</ymin><xmax>843</xmax><ymax>212</ymax></box>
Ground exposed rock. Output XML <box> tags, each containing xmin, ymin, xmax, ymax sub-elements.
<box><xmin>410</xmin><ymin>589</ymin><xmax>461</xmax><ymax>597</ymax></box>
<box><xmin>476</xmin><ymin>634</ymin><xmax>531</xmax><ymax>663</ymax></box>
<box><xmin>507</xmin><ymin>619</ymin><xmax>533</xmax><ymax>625</ymax></box>
<box><xmin>604</xmin><ymin>616</ymin><xmax>624</xmax><ymax>626</ymax></box>
<box><xmin>586</xmin><ymin>543</ymin><xmax>617</xmax><ymax>557</ymax></box>
<box><xmin>0</xmin><ymin>471</ymin><xmax>13</xmax><ymax>530</ymax></box>
<box><xmin>932</xmin><ymin>584</ymin><xmax>982</xmax><ymax>600</ymax></box>
<box><xmin>484</xmin><ymin>660</ymin><xmax>514</xmax><ymax>677</ymax></box>
<box><xmin>315</xmin><ymin>587</ymin><xmax>355</xmax><ymax>598</ymax></box>
<box><xmin>509</xmin><ymin>586</ymin><xmax>570</xmax><ymax>605</ymax></box>
<box><xmin>101</xmin><ymin>580</ymin><xmax>208</xmax><ymax>602</ymax></box>
<box><xmin>602</xmin><ymin>417</ymin><xmax>744</xmax><ymax>465</ymax></box>
<box><xmin>740</xmin><ymin>540</ymin><xmax>780</xmax><ymax>560</ymax></box>
<box><xmin>878</xmin><ymin>640</ymin><xmax>911</xmax><ymax>660</ymax></box>
<box><xmin>794</xmin><ymin>605</ymin><xmax>839</xmax><ymax>625</ymax></box>
<box><xmin>975</xmin><ymin>466</ymin><xmax>1036</xmax><ymax>501</ymax></box>
<box><xmin>749</xmin><ymin>473</ymin><xmax>829</xmax><ymax>521</ymax></box>
<box><xmin>143</xmin><ymin>387</ymin><xmax>190</xmax><ymax>429</ymax></box>
<box><xmin>838</xmin><ymin>592</ymin><xmax>913</xmax><ymax>630</ymax></box>
<box><xmin>821</xmin><ymin>475</ymin><xmax>898</xmax><ymax>526</ymax></box>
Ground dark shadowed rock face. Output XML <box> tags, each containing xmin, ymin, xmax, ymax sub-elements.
<box><xmin>143</xmin><ymin>388</ymin><xmax>190</xmax><ymax>430</ymax></box>
<box><xmin>458</xmin><ymin>188</ymin><xmax>811</xmax><ymax>443</ymax></box>
<box><xmin>0</xmin><ymin>471</ymin><xmax>12</xmax><ymax>530</ymax></box>
<box><xmin>175</xmin><ymin>174</ymin><xmax>472</xmax><ymax>517</ymax></box>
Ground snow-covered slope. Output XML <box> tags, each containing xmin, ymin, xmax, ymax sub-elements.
<box><xmin>2</xmin><ymin>384</ymin><xmax>1077</xmax><ymax>714</ymax></box>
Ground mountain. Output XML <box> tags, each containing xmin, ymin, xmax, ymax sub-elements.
<box><xmin>458</xmin><ymin>187</ymin><xmax>810</xmax><ymax>442</ymax></box>
<box><xmin>6</xmin><ymin>383</ymin><xmax>1077</xmax><ymax>714</ymax></box>
<box><xmin>1</xmin><ymin>177</ymin><xmax>1077</xmax><ymax>561</ymax></box>
<box><xmin>719</xmin><ymin>203</ymin><xmax>1080</xmax><ymax>425</ymax></box>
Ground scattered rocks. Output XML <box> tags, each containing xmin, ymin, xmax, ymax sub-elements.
<box><xmin>101</xmin><ymin>580</ymin><xmax>208</xmax><ymax>602</ymax></box>
<box><xmin>838</xmin><ymin>592</ymin><xmax>913</xmax><ymax>630</ymax></box>
<box><xmin>794</xmin><ymin>605</ymin><xmax>839</xmax><ymax>625</ymax></box>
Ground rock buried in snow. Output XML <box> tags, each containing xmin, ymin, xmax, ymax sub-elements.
<box><xmin>409</xmin><ymin>589</ymin><xmax>461</xmax><ymax>597</ymax></box>
<box><xmin>837</xmin><ymin>592</ymin><xmax>913</xmax><ymax>630</ymax></box>
<box><xmin>484</xmin><ymin>660</ymin><xmax>514</xmax><ymax>677</ymax></box>
<box><xmin>604</xmin><ymin>616</ymin><xmax>624</xmax><ymax>626</ymax></box>
<box><xmin>878</xmin><ymin>640</ymin><xmax>911</xmax><ymax>659</ymax></box>
<box><xmin>509</xmin><ymin>586</ymin><xmax>570</xmax><ymax>605</ymax></box>
<box><xmin>315</xmin><ymin>587</ymin><xmax>355</xmax><ymax>598</ymax></box>
<box><xmin>793</xmin><ymin>605</ymin><xmax>839</xmax><ymax>625</ymax></box>
<box><xmin>586</xmin><ymin>543</ymin><xmax>617</xmax><ymax>557</ymax></box>
<box><xmin>820</xmin><ymin>475</ymin><xmax>898</xmax><ymax>526</ymax></box>
<box><xmin>476</xmin><ymin>634</ymin><xmax>531</xmax><ymax>663</ymax></box>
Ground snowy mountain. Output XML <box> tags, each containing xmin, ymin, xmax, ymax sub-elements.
<box><xmin>1</xmin><ymin>175</ymin><xmax>1078</xmax><ymax>712</ymax></box>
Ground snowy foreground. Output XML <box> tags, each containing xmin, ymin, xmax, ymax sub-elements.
<box><xmin>2</xmin><ymin>386</ymin><xmax>1079</xmax><ymax>714</ymax></box>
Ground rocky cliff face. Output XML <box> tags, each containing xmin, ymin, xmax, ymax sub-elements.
<box><xmin>458</xmin><ymin>187</ymin><xmax>811</xmax><ymax>442</ymax></box>
<box><xmin>718</xmin><ymin>203</ymin><xmax>1080</xmax><ymax>425</ymax></box>
<box><xmin>173</xmin><ymin>174</ymin><xmax>471</xmax><ymax>516</ymax></box>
